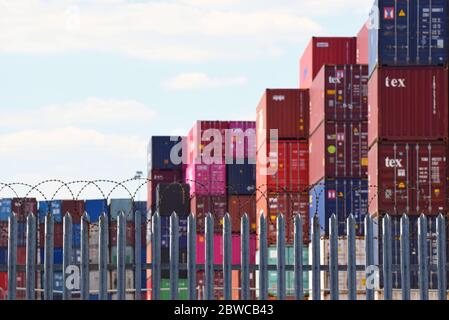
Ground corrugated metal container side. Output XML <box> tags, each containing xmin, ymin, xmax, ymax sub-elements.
<box><xmin>0</xmin><ymin>222</ymin><xmax>29</xmax><ymax>247</ymax></box>
<box><xmin>228</xmin><ymin>195</ymin><xmax>257</xmax><ymax>234</ymax></box>
<box><xmin>110</xmin><ymin>246</ymin><xmax>135</xmax><ymax>265</ymax></box>
<box><xmin>160</xmin><ymin>216</ymin><xmax>187</xmax><ymax>250</ymax></box>
<box><xmin>161</xmin><ymin>248</ymin><xmax>188</xmax><ymax>279</ymax></box>
<box><xmin>227</xmin><ymin>121</ymin><xmax>256</xmax><ymax>161</ymax></box>
<box><xmin>109</xmin><ymin>222</ymin><xmax>145</xmax><ymax>247</ymax></box>
<box><xmin>368</xmin><ymin>141</ymin><xmax>448</xmax><ymax>217</ymax></box>
<box><xmin>197</xmin><ymin>271</ymin><xmax>224</xmax><ymax>300</ymax></box>
<box><xmin>160</xmin><ymin>279</ymin><xmax>189</xmax><ymax>300</ymax></box>
<box><xmin>309</xmin><ymin>64</ymin><xmax>368</xmax><ymax>133</ymax></box>
<box><xmin>232</xmin><ymin>270</ymin><xmax>257</xmax><ymax>300</ymax></box>
<box><xmin>0</xmin><ymin>199</ymin><xmax>11</xmax><ymax>222</ymax></box>
<box><xmin>369</xmin><ymin>0</ymin><xmax>449</xmax><ymax>75</ymax></box>
<box><xmin>133</xmin><ymin>201</ymin><xmax>148</xmax><ymax>217</ymax></box>
<box><xmin>148</xmin><ymin>136</ymin><xmax>185</xmax><ymax>171</ymax></box>
<box><xmin>185</xmin><ymin>164</ymin><xmax>226</xmax><ymax>196</ymax></box>
<box><xmin>256</xmin><ymin>89</ymin><xmax>309</xmax><ymax>141</ymax></box>
<box><xmin>11</xmin><ymin>198</ymin><xmax>37</xmax><ymax>222</ymax></box>
<box><xmin>309</xmin><ymin>178</ymin><xmax>368</xmax><ymax>236</ymax></box>
<box><xmin>156</xmin><ymin>183</ymin><xmax>190</xmax><ymax>217</ymax></box>
<box><xmin>61</xmin><ymin>200</ymin><xmax>84</xmax><ymax>224</ymax></box>
<box><xmin>38</xmin><ymin>200</ymin><xmax>62</xmax><ymax>223</ymax></box>
<box><xmin>0</xmin><ymin>247</ymin><xmax>26</xmax><ymax>265</ymax></box>
<box><xmin>85</xmin><ymin>199</ymin><xmax>109</xmax><ymax>223</ymax></box>
<box><xmin>190</xmin><ymin>196</ymin><xmax>227</xmax><ymax>234</ymax></box>
<box><xmin>39</xmin><ymin>223</ymin><xmax>63</xmax><ymax>248</ymax></box>
<box><xmin>187</xmin><ymin>121</ymin><xmax>230</xmax><ymax>164</ymax></box>
<box><xmin>357</xmin><ymin>21</ymin><xmax>369</xmax><ymax>64</ymax></box>
<box><xmin>110</xmin><ymin>199</ymin><xmax>134</xmax><ymax>222</ymax></box>
<box><xmin>368</xmin><ymin>66</ymin><xmax>449</xmax><ymax>145</ymax></box>
<box><xmin>257</xmin><ymin>140</ymin><xmax>309</xmax><ymax>195</ymax></box>
<box><xmin>226</xmin><ymin>164</ymin><xmax>256</xmax><ymax>195</ymax></box>
<box><xmin>256</xmin><ymin>193</ymin><xmax>310</xmax><ymax>245</ymax></box>
<box><xmin>300</xmin><ymin>37</ymin><xmax>357</xmax><ymax>89</ymax></box>
<box><xmin>309</xmin><ymin>121</ymin><xmax>368</xmax><ymax>185</ymax></box>
<box><xmin>148</xmin><ymin>170</ymin><xmax>183</xmax><ymax>212</ymax></box>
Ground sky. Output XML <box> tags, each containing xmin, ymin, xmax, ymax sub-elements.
<box><xmin>0</xmin><ymin>0</ymin><xmax>372</xmax><ymax>200</ymax></box>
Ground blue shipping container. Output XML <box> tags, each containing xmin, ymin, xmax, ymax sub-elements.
<box><xmin>160</xmin><ymin>216</ymin><xmax>187</xmax><ymax>249</ymax></box>
<box><xmin>40</xmin><ymin>248</ymin><xmax>63</xmax><ymax>264</ymax></box>
<box><xmin>309</xmin><ymin>178</ymin><xmax>368</xmax><ymax>236</ymax></box>
<box><xmin>72</xmin><ymin>224</ymin><xmax>81</xmax><ymax>248</ymax></box>
<box><xmin>226</xmin><ymin>164</ymin><xmax>256</xmax><ymax>195</ymax></box>
<box><xmin>38</xmin><ymin>200</ymin><xmax>63</xmax><ymax>223</ymax></box>
<box><xmin>0</xmin><ymin>248</ymin><xmax>7</xmax><ymax>264</ymax></box>
<box><xmin>110</xmin><ymin>199</ymin><xmax>134</xmax><ymax>222</ymax></box>
<box><xmin>369</xmin><ymin>0</ymin><xmax>449</xmax><ymax>75</ymax></box>
<box><xmin>85</xmin><ymin>199</ymin><xmax>109</xmax><ymax>223</ymax></box>
<box><xmin>134</xmin><ymin>201</ymin><xmax>148</xmax><ymax>223</ymax></box>
<box><xmin>17</xmin><ymin>222</ymin><xmax>27</xmax><ymax>247</ymax></box>
<box><xmin>148</xmin><ymin>136</ymin><xmax>184</xmax><ymax>171</ymax></box>
<box><xmin>0</xmin><ymin>199</ymin><xmax>12</xmax><ymax>221</ymax></box>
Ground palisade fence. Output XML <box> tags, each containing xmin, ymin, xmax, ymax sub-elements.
<box><xmin>2</xmin><ymin>210</ymin><xmax>449</xmax><ymax>301</ymax></box>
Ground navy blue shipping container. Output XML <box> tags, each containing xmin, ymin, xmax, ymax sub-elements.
<box><xmin>369</xmin><ymin>0</ymin><xmax>449</xmax><ymax>75</ymax></box>
<box><xmin>148</xmin><ymin>136</ymin><xmax>184</xmax><ymax>171</ymax></box>
<box><xmin>73</xmin><ymin>223</ymin><xmax>81</xmax><ymax>248</ymax></box>
<box><xmin>0</xmin><ymin>248</ymin><xmax>7</xmax><ymax>264</ymax></box>
<box><xmin>134</xmin><ymin>201</ymin><xmax>148</xmax><ymax>222</ymax></box>
<box><xmin>0</xmin><ymin>199</ymin><xmax>11</xmax><ymax>222</ymax></box>
<box><xmin>156</xmin><ymin>184</ymin><xmax>190</xmax><ymax>217</ymax></box>
<box><xmin>160</xmin><ymin>216</ymin><xmax>187</xmax><ymax>249</ymax></box>
<box><xmin>226</xmin><ymin>164</ymin><xmax>256</xmax><ymax>195</ymax></box>
<box><xmin>17</xmin><ymin>222</ymin><xmax>27</xmax><ymax>247</ymax></box>
<box><xmin>40</xmin><ymin>248</ymin><xmax>63</xmax><ymax>264</ymax></box>
<box><xmin>89</xmin><ymin>294</ymin><xmax>113</xmax><ymax>300</ymax></box>
<box><xmin>38</xmin><ymin>200</ymin><xmax>63</xmax><ymax>223</ymax></box>
<box><xmin>309</xmin><ymin>178</ymin><xmax>368</xmax><ymax>236</ymax></box>
<box><xmin>161</xmin><ymin>247</ymin><xmax>188</xmax><ymax>279</ymax></box>
<box><xmin>85</xmin><ymin>199</ymin><xmax>108</xmax><ymax>223</ymax></box>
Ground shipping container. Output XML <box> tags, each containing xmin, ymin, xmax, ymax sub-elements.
<box><xmin>300</xmin><ymin>37</ymin><xmax>357</xmax><ymax>89</ymax></box>
<box><xmin>134</xmin><ymin>201</ymin><xmax>148</xmax><ymax>217</ymax></box>
<box><xmin>85</xmin><ymin>199</ymin><xmax>109</xmax><ymax>223</ymax></box>
<box><xmin>12</xmin><ymin>198</ymin><xmax>37</xmax><ymax>222</ymax></box>
<box><xmin>309</xmin><ymin>64</ymin><xmax>368</xmax><ymax>133</ymax></box>
<box><xmin>257</xmin><ymin>140</ymin><xmax>309</xmax><ymax>194</ymax></box>
<box><xmin>188</xmin><ymin>121</ymin><xmax>230</xmax><ymax>164</ymax></box>
<box><xmin>226</xmin><ymin>164</ymin><xmax>256</xmax><ymax>195</ymax></box>
<box><xmin>196</xmin><ymin>270</ymin><xmax>224</xmax><ymax>300</ymax></box>
<box><xmin>110</xmin><ymin>246</ymin><xmax>135</xmax><ymax>265</ymax></box>
<box><xmin>161</xmin><ymin>248</ymin><xmax>188</xmax><ymax>279</ymax></box>
<box><xmin>369</xmin><ymin>0</ymin><xmax>449</xmax><ymax>75</ymax></box>
<box><xmin>61</xmin><ymin>200</ymin><xmax>84</xmax><ymax>224</ymax></box>
<box><xmin>356</xmin><ymin>21</ymin><xmax>369</xmax><ymax>64</ymax></box>
<box><xmin>256</xmin><ymin>89</ymin><xmax>309</xmax><ymax>141</ymax></box>
<box><xmin>309</xmin><ymin>178</ymin><xmax>368</xmax><ymax>236</ymax></box>
<box><xmin>38</xmin><ymin>200</ymin><xmax>62</xmax><ymax>223</ymax></box>
<box><xmin>226</xmin><ymin>121</ymin><xmax>256</xmax><ymax>161</ymax></box>
<box><xmin>147</xmin><ymin>136</ymin><xmax>185</xmax><ymax>171</ymax></box>
<box><xmin>160</xmin><ymin>278</ymin><xmax>189</xmax><ymax>300</ymax></box>
<box><xmin>228</xmin><ymin>195</ymin><xmax>257</xmax><ymax>234</ymax></box>
<box><xmin>256</xmin><ymin>193</ymin><xmax>310</xmax><ymax>245</ymax></box>
<box><xmin>0</xmin><ymin>199</ymin><xmax>11</xmax><ymax>222</ymax></box>
<box><xmin>0</xmin><ymin>222</ymin><xmax>30</xmax><ymax>247</ymax></box>
<box><xmin>156</xmin><ymin>183</ymin><xmax>190</xmax><ymax>217</ymax></box>
<box><xmin>368</xmin><ymin>66</ymin><xmax>449</xmax><ymax>145</ymax></box>
<box><xmin>0</xmin><ymin>271</ymin><xmax>27</xmax><ymax>300</ymax></box>
<box><xmin>231</xmin><ymin>270</ymin><xmax>257</xmax><ymax>300</ymax></box>
<box><xmin>109</xmin><ymin>222</ymin><xmax>139</xmax><ymax>247</ymax></box>
<box><xmin>0</xmin><ymin>247</ymin><xmax>26</xmax><ymax>265</ymax></box>
<box><xmin>147</xmin><ymin>170</ymin><xmax>183</xmax><ymax>213</ymax></box>
<box><xmin>190</xmin><ymin>196</ymin><xmax>227</xmax><ymax>234</ymax></box>
<box><xmin>368</xmin><ymin>141</ymin><xmax>448</xmax><ymax>216</ymax></box>
<box><xmin>160</xmin><ymin>216</ymin><xmax>187</xmax><ymax>249</ymax></box>
<box><xmin>39</xmin><ymin>223</ymin><xmax>64</xmax><ymax>248</ymax></box>
<box><xmin>185</xmin><ymin>164</ymin><xmax>226</xmax><ymax>196</ymax></box>
<box><xmin>309</xmin><ymin>121</ymin><xmax>368</xmax><ymax>185</ymax></box>
<box><xmin>110</xmin><ymin>199</ymin><xmax>134</xmax><ymax>222</ymax></box>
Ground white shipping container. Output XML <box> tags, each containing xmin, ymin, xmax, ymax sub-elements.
<box><xmin>89</xmin><ymin>270</ymin><xmax>111</xmax><ymax>293</ymax></box>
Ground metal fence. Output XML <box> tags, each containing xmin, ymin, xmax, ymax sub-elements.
<box><xmin>3</xmin><ymin>211</ymin><xmax>449</xmax><ymax>300</ymax></box>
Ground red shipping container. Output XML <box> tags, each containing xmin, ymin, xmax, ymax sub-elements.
<box><xmin>368</xmin><ymin>66</ymin><xmax>449</xmax><ymax>146</ymax></box>
<box><xmin>256</xmin><ymin>89</ymin><xmax>309</xmax><ymax>141</ymax></box>
<box><xmin>309</xmin><ymin>121</ymin><xmax>368</xmax><ymax>185</ymax></box>
<box><xmin>190</xmin><ymin>196</ymin><xmax>227</xmax><ymax>234</ymax></box>
<box><xmin>61</xmin><ymin>200</ymin><xmax>84</xmax><ymax>224</ymax></box>
<box><xmin>309</xmin><ymin>64</ymin><xmax>368</xmax><ymax>133</ymax></box>
<box><xmin>0</xmin><ymin>271</ymin><xmax>27</xmax><ymax>300</ymax></box>
<box><xmin>300</xmin><ymin>37</ymin><xmax>357</xmax><ymax>89</ymax></box>
<box><xmin>256</xmin><ymin>193</ymin><xmax>309</xmax><ymax>245</ymax></box>
<box><xmin>0</xmin><ymin>222</ymin><xmax>7</xmax><ymax>247</ymax></box>
<box><xmin>257</xmin><ymin>140</ymin><xmax>309</xmax><ymax>195</ymax></box>
<box><xmin>12</xmin><ymin>198</ymin><xmax>37</xmax><ymax>222</ymax></box>
<box><xmin>197</xmin><ymin>270</ymin><xmax>224</xmax><ymax>300</ymax></box>
<box><xmin>188</xmin><ymin>121</ymin><xmax>230</xmax><ymax>164</ymax></box>
<box><xmin>227</xmin><ymin>121</ymin><xmax>256</xmax><ymax>160</ymax></box>
<box><xmin>147</xmin><ymin>170</ymin><xmax>183</xmax><ymax>212</ymax></box>
<box><xmin>356</xmin><ymin>21</ymin><xmax>369</xmax><ymax>64</ymax></box>
<box><xmin>228</xmin><ymin>195</ymin><xmax>257</xmax><ymax>234</ymax></box>
<box><xmin>109</xmin><ymin>222</ymin><xmax>139</xmax><ymax>247</ymax></box>
<box><xmin>39</xmin><ymin>223</ymin><xmax>64</xmax><ymax>248</ymax></box>
<box><xmin>368</xmin><ymin>141</ymin><xmax>448</xmax><ymax>217</ymax></box>
<box><xmin>185</xmin><ymin>164</ymin><xmax>226</xmax><ymax>196</ymax></box>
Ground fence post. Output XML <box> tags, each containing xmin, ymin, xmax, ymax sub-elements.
<box><xmin>152</xmin><ymin>212</ymin><xmax>161</xmax><ymax>300</ymax></box>
<box><xmin>347</xmin><ymin>214</ymin><xmax>356</xmax><ymax>300</ymax></box>
<box><xmin>223</xmin><ymin>213</ymin><xmax>232</xmax><ymax>300</ymax></box>
<box><xmin>26</xmin><ymin>213</ymin><xmax>36</xmax><ymax>300</ymax></box>
<box><xmin>241</xmin><ymin>213</ymin><xmax>250</xmax><ymax>300</ymax></box>
<box><xmin>187</xmin><ymin>214</ymin><xmax>196</xmax><ymax>300</ymax></box>
<box><xmin>205</xmin><ymin>213</ymin><xmax>214</xmax><ymax>300</ymax></box>
<box><xmin>365</xmin><ymin>215</ymin><xmax>374</xmax><ymax>300</ymax></box>
<box><xmin>436</xmin><ymin>213</ymin><xmax>447</xmax><ymax>301</ymax></box>
<box><xmin>170</xmin><ymin>212</ymin><xmax>179</xmax><ymax>300</ymax></box>
<box><xmin>311</xmin><ymin>215</ymin><xmax>321</xmax><ymax>300</ymax></box>
<box><xmin>134</xmin><ymin>210</ymin><xmax>142</xmax><ymax>301</ymax></box>
<box><xmin>117</xmin><ymin>212</ymin><xmax>126</xmax><ymax>300</ymax></box>
<box><xmin>400</xmin><ymin>214</ymin><xmax>410</xmax><ymax>300</ymax></box>
<box><xmin>418</xmin><ymin>214</ymin><xmax>429</xmax><ymax>300</ymax></box>
<box><xmin>44</xmin><ymin>213</ymin><xmax>54</xmax><ymax>300</ymax></box>
<box><xmin>80</xmin><ymin>213</ymin><xmax>89</xmax><ymax>300</ymax></box>
<box><xmin>8</xmin><ymin>213</ymin><xmax>17</xmax><ymax>300</ymax></box>
<box><xmin>258</xmin><ymin>213</ymin><xmax>268</xmax><ymax>300</ymax></box>
<box><xmin>294</xmin><ymin>214</ymin><xmax>303</xmax><ymax>300</ymax></box>
<box><xmin>329</xmin><ymin>214</ymin><xmax>339</xmax><ymax>300</ymax></box>
<box><xmin>99</xmin><ymin>213</ymin><xmax>109</xmax><ymax>300</ymax></box>
<box><xmin>63</xmin><ymin>213</ymin><xmax>73</xmax><ymax>300</ymax></box>
<box><xmin>277</xmin><ymin>213</ymin><xmax>286</xmax><ymax>300</ymax></box>
<box><xmin>383</xmin><ymin>215</ymin><xmax>392</xmax><ymax>300</ymax></box>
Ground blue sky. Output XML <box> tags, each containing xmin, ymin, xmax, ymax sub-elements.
<box><xmin>0</xmin><ymin>0</ymin><xmax>371</xmax><ymax>200</ymax></box>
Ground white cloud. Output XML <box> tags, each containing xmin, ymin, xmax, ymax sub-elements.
<box><xmin>163</xmin><ymin>72</ymin><xmax>247</xmax><ymax>90</ymax></box>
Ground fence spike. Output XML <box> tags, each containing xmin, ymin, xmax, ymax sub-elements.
<box><xmin>436</xmin><ymin>213</ymin><xmax>447</xmax><ymax>301</ymax></box>
<box><xmin>400</xmin><ymin>214</ymin><xmax>410</xmax><ymax>300</ymax></box>
<box><xmin>205</xmin><ymin>213</ymin><xmax>214</xmax><ymax>300</ymax></box>
<box><xmin>241</xmin><ymin>213</ymin><xmax>250</xmax><ymax>300</ymax></box>
<box><xmin>365</xmin><ymin>215</ymin><xmax>375</xmax><ymax>300</ymax></box>
<box><xmin>117</xmin><ymin>211</ymin><xmax>126</xmax><ymax>300</ymax></box>
<box><xmin>99</xmin><ymin>212</ymin><xmax>109</xmax><ymax>300</ymax></box>
<box><xmin>170</xmin><ymin>212</ymin><xmax>179</xmax><ymax>300</ymax></box>
<box><xmin>63</xmin><ymin>213</ymin><xmax>73</xmax><ymax>300</ymax></box>
<box><xmin>382</xmin><ymin>214</ymin><xmax>392</xmax><ymax>300</ymax></box>
<box><xmin>80</xmin><ymin>212</ymin><xmax>89</xmax><ymax>300</ymax></box>
<box><xmin>223</xmin><ymin>213</ymin><xmax>232</xmax><ymax>300</ymax></box>
<box><xmin>7</xmin><ymin>212</ymin><xmax>17</xmax><ymax>300</ymax></box>
<box><xmin>311</xmin><ymin>215</ymin><xmax>321</xmax><ymax>300</ymax></box>
<box><xmin>258</xmin><ymin>213</ymin><xmax>268</xmax><ymax>300</ymax></box>
<box><xmin>418</xmin><ymin>214</ymin><xmax>429</xmax><ymax>300</ymax></box>
<box><xmin>329</xmin><ymin>214</ymin><xmax>339</xmax><ymax>300</ymax></box>
<box><xmin>44</xmin><ymin>213</ymin><xmax>54</xmax><ymax>300</ymax></box>
<box><xmin>347</xmin><ymin>214</ymin><xmax>356</xmax><ymax>300</ymax></box>
<box><xmin>294</xmin><ymin>214</ymin><xmax>303</xmax><ymax>300</ymax></box>
<box><xmin>277</xmin><ymin>213</ymin><xmax>286</xmax><ymax>300</ymax></box>
<box><xmin>134</xmin><ymin>210</ymin><xmax>142</xmax><ymax>300</ymax></box>
<box><xmin>25</xmin><ymin>213</ymin><xmax>36</xmax><ymax>300</ymax></box>
<box><xmin>151</xmin><ymin>212</ymin><xmax>161</xmax><ymax>300</ymax></box>
<box><xmin>187</xmin><ymin>213</ymin><xmax>196</xmax><ymax>300</ymax></box>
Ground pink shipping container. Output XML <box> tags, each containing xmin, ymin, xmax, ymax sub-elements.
<box><xmin>309</xmin><ymin>121</ymin><xmax>368</xmax><ymax>185</ymax></box>
<box><xmin>356</xmin><ymin>21</ymin><xmax>369</xmax><ymax>64</ymax></box>
<box><xmin>227</xmin><ymin>121</ymin><xmax>256</xmax><ymax>160</ymax></box>
<box><xmin>188</xmin><ymin>121</ymin><xmax>230</xmax><ymax>164</ymax></box>
<box><xmin>185</xmin><ymin>164</ymin><xmax>226</xmax><ymax>196</ymax></box>
<box><xmin>309</xmin><ymin>64</ymin><xmax>368</xmax><ymax>134</ymax></box>
<box><xmin>368</xmin><ymin>66</ymin><xmax>449</xmax><ymax>146</ymax></box>
<box><xmin>196</xmin><ymin>234</ymin><xmax>257</xmax><ymax>265</ymax></box>
<box><xmin>300</xmin><ymin>37</ymin><xmax>357</xmax><ymax>89</ymax></box>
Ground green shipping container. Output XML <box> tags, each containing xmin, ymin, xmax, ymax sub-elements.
<box><xmin>161</xmin><ymin>278</ymin><xmax>189</xmax><ymax>300</ymax></box>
